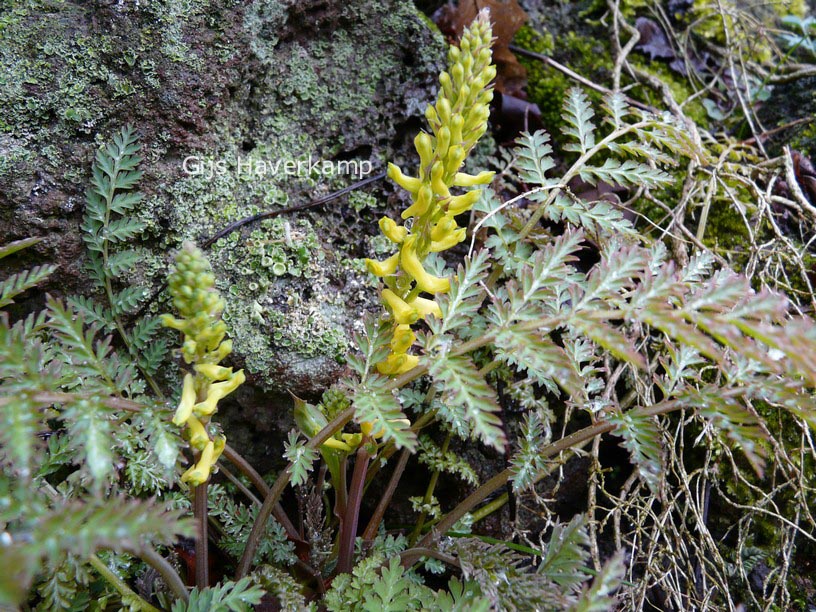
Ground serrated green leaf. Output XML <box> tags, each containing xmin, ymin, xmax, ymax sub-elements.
<box><xmin>0</xmin><ymin>264</ymin><xmax>56</xmax><ymax>309</ymax></box>
<box><xmin>563</xmin><ymin>88</ymin><xmax>596</xmax><ymax>154</ymax></box>
<box><xmin>353</xmin><ymin>381</ymin><xmax>416</xmax><ymax>451</ymax></box>
<box><xmin>64</xmin><ymin>397</ymin><xmax>113</xmax><ymax>487</ymax></box>
<box><xmin>540</xmin><ymin>516</ymin><xmax>592</xmax><ymax>587</ymax></box>
<box><xmin>515</xmin><ymin>130</ymin><xmax>556</xmax><ymax>185</ymax></box>
<box><xmin>428</xmin><ymin>353</ymin><xmax>505</xmax><ymax>451</ymax></box>
<box><xmin>606</xmin><ymin>411</ymin><xmax>664</xmax><ymax>494</ymax></box>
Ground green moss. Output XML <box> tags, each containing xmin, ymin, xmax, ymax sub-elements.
<box><xmin>514</xmin><ymin>26</ymin><xmax>611</xmax><ymax>136</ymax></box>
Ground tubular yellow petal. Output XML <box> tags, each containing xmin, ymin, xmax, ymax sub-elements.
<box><xmin>449</xmin><ymin>115</ymin><xmax>465</xmax><ymax>148</ymax></box>
<box><xmin>400</xmin><ymin>236</ymin><xmax>450</xmax><ymax>294</ymax></box>
<box><xmin>401</xmin><ymin>184</ymin><xmax>434</xmax><ymax>219</ymax></box>
<box><xmin>435</xmin><ymin>126</ymin><xmax>451</xmax><ymax>160</ymax></box>
<box><xmin>194</xmin><ymin>363</ymin><xmax>233</xmax><ymax>381</ymax></box>
<box><xmin>212</xmin><ymin>435</ymin><xmax>226</xmax><ymax>462</ymax></box>
<box><xmin>447</xmin><ymin>189</ymin><xmax>482</xmax><ymax>215</ymax></box>
<box><xmin>414</xmin><ymin>132</ymin><xmax>434</xmax><ymax>172</ymax></box>
<box><xmin>172</xmin><ymin>373</ymin><xmax>197</xmax><ymax>426</ymax></box>
<box><xmin>322</xmin><ymin>437</ymin><xmax>353</xmax><ymax>452</ymax></box>
<box><xmin>186</xmin><ymin>414</ymin><xmax>210</xmax><ymax>450</ymax></box>
<box><xmin>430</xmin><ymin>162</ymin><xmax>450</xmax><ymax>200</ymax></box>
<box><xmin>431</xmin><ymin>215</ymin><xmax>458</xmax><ymax>241</ymax></box>
<box><xmin>365</xmin><ymin>252</ymin><xmax>400</xmax><ymax>277</ymax></box>
<box><xmin>182</xmin><ymin>440</ymin><xmax>215</xmax><ymax>486</ymax></box>
<box><xmin>159</xmin><ymin>314</ymin><xmax>186</xmax><ymax>331</ymax></box>
<box><xmin>391</xmin><ymin>324</ymin><xmax>416</xmax><ymax>353</ymax></box>
<box><xmin>341</xmin><ymin>432</ymin><xmax>363</xmax><ymax>448</ymax></box>
<box><xmin>436</xmin><ymin>97</ymin><xmax>452</xmax><ymax>125</ymax></box>
<box><xmin>381</xmin><ymin>289</ymin><xmax>419</xmax><ymax>324</ymax></box>
<box><xmin>379</xmin><ymin>217</ymin><xmax>408</xmax><ymax>243</ymax></box>
<box><xmin>408</xmin><ymin>296</ymin><xmax>443</xmax><ymax>320</ymax></box>
<box><xmin>453</xmin><ymin>170</ymin><xmax>494</xmax><ymax>187</ymax></box>
<box><xmin>430</xmin><ymin>227</ymin><xmax>467</xmax><ymax>252</ymax></box>
<box><xmin>387</xmin><ymin>163</ymin><xmax>421</xmax><ymax>194</ymax></box>
<box><xmin>444</xmin><ymin>144</ymin><xmax>466</xmax><ymax>176</ymax></box>
<box><xmin>376</xmin><ymin>352</ymin><xmax>419</xmax><ymax>375</ymax></box>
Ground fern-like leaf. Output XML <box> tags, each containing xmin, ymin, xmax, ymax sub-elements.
<box><xmin>428</xmin><ymin>353</ymin><xmax>505</xmax><ymax>451</ymax></box>
<box><xmin>353</xmin><ymin>377</ymin><xmax>416</xmax><ymax>451</ymax></box>
<box><xmin>515</xmin><ymin>130</ymin><xmax>556</xmax><ymax>185</ymax></box>
<box><xmin>283</xmin><ymin>430</ymin><xmax>320</xmax><ymax>487</ymax></box>
<box><xmin>539</xmin><ymin>516</ymin><xmax>592</xmax><ymax>587</ymax></box>
<box><xmin>171</xmin><ymin>578</ymin><xmax>264</xmax><ymax>612</ymax></box>
<box><xmin>606</xmin><ymin>411</ymin><xmax>664</xmax><ymax>495</ymax></box>
<box><xmin>563</xmin><ymin>88</ymin><xmax>596</xmax><ymax>154</ymax></box>
<box><xmin>0</xmin><ymin>264</ymin><xmax>56</xmax><ymax>309</ymax></box>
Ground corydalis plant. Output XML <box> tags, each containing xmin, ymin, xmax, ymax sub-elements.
<box><xmin>161</xmin><ymin>242</ymin><xmax>244</xmax><ymax>485</ymax></box>
<box><xmin>365</xmin><ymin>9</ymin><xmax>495</xmax><ymax>378</ymax></box>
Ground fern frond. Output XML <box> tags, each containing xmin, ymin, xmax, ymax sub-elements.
<box><xmin>0</xmin><ymin>264</ymin><xmax>56</xmax><ymax>309</ymax></box>
<box><xmin>66</xmin><ymin>295</ymin><xmax>113</xmax><ymax>331</ymax></box>
<box><xmin>563</xmin><ymin>88</ymin><xmax>596</xmax><ymax>154</ymax></box>
<box><xmin>353</xmin><ymin>377</ymin><xmax>416</xmax><ymax>450</ymax></box>
<box><xmin>63</xmin><ymin>396</ymin><xmax>114</xmax><ymax>487</ymax></box>
<box><xmin>579</xmin><ymin>158</ymin><xmax>672</xmax><ymax>188</ymax></box>
<box><xmin>0</xmin><ymin>236</ymin><xmax>43</xmax><ymax>259</ymax></box>
<box><xmin>283</xmin><ymin>430</ymin><xmax>320</xmax><ymax>487</ymax></box>
<box><xmin>514</xmin><ymin>131</ymin><xmax>556</xmax><ymax>185</ymax></box>
<box><xmin>606</xmin><ymin>411</ymin><xmax>664</xmax><ymax>495</ymax></box>
<box><xmin>418</xmin><ymin>435</ymin><xmax>479</xmax><ymax>486</ymax></box>
<box><xmin>428</xmin><ymin>353</ymin><xmax>505</xmax><ymax>451</ymax></box>
<box><xmin>434</xmin><ymin>250</ymin><xmax>491</xmax><ymax>335</ymax></box>
<box><xmin>539</xmin><ymin>516</ymin><xmax>592</xmax><ymax>587</ymax></box>
<box><xmin>170</xmin><ymin>577</ymin><xmax>264</xmax><ymax>612</ymax></box>
<box><xmin>570</xmin><ymin>553</ymin><xmax>625</xmax><ymax>611</ymax></box>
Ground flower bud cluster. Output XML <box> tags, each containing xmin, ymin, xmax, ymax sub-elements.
<box><xmin>365</xmin><ymin>10</ymin><xmax>495</xmax><ymax>375</ymax></box>
<box><xmin>161</xmin><ymin>241</ymin><xmax>245</xmax><ymax>486</ymax></box>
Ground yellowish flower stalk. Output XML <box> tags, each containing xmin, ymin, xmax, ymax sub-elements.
<box><xmin>161</xmin><ymin>241</ymin><xmax>245</xmax><ymax>486</ymax></box>
<box><xmin>366</xmin><ymin>10</ymin><xmax>496</xmax><ymax>377</ymax></box>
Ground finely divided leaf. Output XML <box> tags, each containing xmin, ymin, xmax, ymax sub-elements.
<box><xmin>429</xmin><ymin>354</ymin><xmax>506</xmax><ymax>451</ymax></box>
<box><xmin>563</xmin><ymin>88</ymin><xmax>596</xmax><ymax>154</ymax></box>
<box><xmin>606</xmin><ymin>411</ymin><xmax>664</xmax><ymax>495</ymax></box>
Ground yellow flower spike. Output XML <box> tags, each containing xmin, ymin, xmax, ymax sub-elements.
<box><xmin>453</xmin><ymin>170</ymin><xmax>495</xmax><ymax>187</ymax></box>
<box><xmin>381</xmin><ymin>288</ymin><xmax>419</xmax><ymax>324</ymax></box>
<box><xmin>451</xmin><ymin>62</ymin><xmax>465</xmax><ymax>88</ymax></box>
<box><xmin>446</xmin><ymin>189</ymin><xmax>482</xmax><ymax>215</ymax></box>
<box><xmin>376</xmin><ymin>352</ymin><xmax>419</xmax><ymax>375</ymax></box>
<box><xmin>400</xmin><ymin>235</ymin><xmax>450</xmax><ymax>294</ymax></box>
<box><xmin>401</xmin><ymin>184</ymin><xmax>434</xmax><ymax>219</ymax></box>
<box><xmin>414</xmin><ymin>132</ymin><xmax>434</xmax><ymax>172</ymax></box>
<box><xmin>365</xmin><ymin>252</ymin><xmax>400</xmax><ymax>277</ymax></box>
<box><xmin>194</xmin><ymin>363</ymin><xmax>233</xmax><ymax>381</ymax></box>
<box><xmin>430</xmin><ymin>227</ymin><xmax>467</xmax><ymax>252</ymax></box>
<box><xmin>387</xmin><ymin>163</ymin><xmax>421</xmax><ymax>194</ymax></box>
<box><xmin>379</xmin><ymin>217</ymin><xmax>408</xmax><ymax>243</ymax></box>
<box><xmin>430</xmin><ymin>162</ymin><xmax>450</xmax><ymax>200</ymax></box>
<box><xmin>186</xmin><ymin>414</ymin><xmax>210</xmax><ymax>451</ymax></box>
<box><xmin>407</xmin><ymin>296</ymin><xmax>443</xmax><ymax>320</ymax></box>
<box><xmin>172</xmin><ymin>373</ymin><xmax>197</xmax><ymax>426</ymax></box>
<box><xmin>181</xmin><ymin>440</ymin><xmax>215</xmax><ymax>486</ymax></box>
<box><xmin>391</xmin><ymin>324</ymin><xmax>416</xmax><ymax>353</ymax></box>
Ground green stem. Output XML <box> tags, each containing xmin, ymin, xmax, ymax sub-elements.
<box><xmin>88</xmin><ymin>554</ymin><xmax>161</xmax><ymax>612</ymax></box>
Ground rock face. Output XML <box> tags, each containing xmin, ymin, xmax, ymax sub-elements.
<box><xmin>0</xmin><ymin>0</ymin><xmax>446</xmax><ymax>402</ymax></box>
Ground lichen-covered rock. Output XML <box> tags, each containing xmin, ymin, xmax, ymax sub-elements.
<box><xmin>0</xmin><ymin>0</ymin><xmax>446</xmax><ymax>396</ymax></box>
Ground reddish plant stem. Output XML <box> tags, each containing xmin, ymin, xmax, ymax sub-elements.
<box><xmin>362</xmin><ymin>448</ymin><xmax>411</xmax><ymax>542</ymax></box>
<box><xmin>336</xmin><ymin>445</ymin><xmax>371</xmax><ymax>576</ymax></box>
<box><xmin>194</xmin><ymin>481</ymin><xmax>209</xmax><ymax>588</ymax></box>
<box><xmin>222</xmin><ymin>443</ymin><xmax>301</xmax><ymax>545</ymax></box>
<box><xmin>236</xmin><ymin>405</ymin><xmax>356</xmax><ymax>578</ymax></box>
